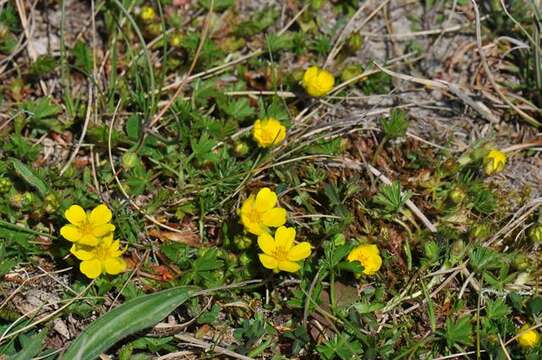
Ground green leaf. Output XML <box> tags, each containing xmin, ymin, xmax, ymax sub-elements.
<box><xmin>373</xmin><ymin>181</ymin><xmax>411</xmax><ymax>214</ymax></box>
<box><xmin>444</xmin><ymin>316</ymin><xmax>473</xmax><ymax>348</ymax></box>
<box><xmin>11</xmin><ymin>158</ymin><xmax>50</xmax><ymax>197</ymax></box>
<box><xmin>125</xmin><ymin>115</ymin><xmax>142</xmax><ymax>141</ymax></box>
<box><xmin>381</xmin><ymin>109</ymin><xmax>409</xmax><ymax>139</ymax></box>
<box><xmin>12</xmin><ymin>329</ymin><xmax>48</xmax><ymax>360</ymax></box>
<box><xmin>63</xmin><ymin>287</ymin><xmax>193</xmax><ymax>360</ymax></box>
<box><xmin>73</xmin><ymin>41</ymin><xmax>93</xmax><ymax>74</ymax></box>
<box><xmin>485</xmin><ymin>299</ymin><xmax>511</xmax><ymax>320</ymax></box>
<box><xmin>22</xmin><ymin>97</ymin><xmax>62</xmax><ymax>120</ymax></box>
<box><xmin>528</xmin><ymin>297</ymin><xmax>542</xmax><ymax>315</ymax></box>
<box><xmin>352</xmin><ymin>302</ymin><xmax>384</xmax><ymax>314</ymax></box>
<box><xmin>198</xmin><ymin>0</ymin><xmax>233</xmax><ymax>11</ymax></box>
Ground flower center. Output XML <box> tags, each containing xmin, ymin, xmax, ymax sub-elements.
<box><xmin>79</xmin><ymin>220</ymin><xmax>94</xmax><ymax>236</ymax></box>
<box><xmin>93</xmin><ymin>244</ymin><xmax>110</xmax><ymax>260</ymax></box>
<box><xmin>247</xmin><ymin>207</ymin><xmax>263</xmax><ymax>223</ymax></box>
<box><xmin>272</xmin><ymin>246</ymin><xmax>289</xmax><ymax>260</ymax></box>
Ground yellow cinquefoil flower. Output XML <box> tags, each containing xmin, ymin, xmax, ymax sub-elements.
<box><xmin>257</xmin><ymin>226</ymin><xmax>311</xmax><ymax>273</ymax></box>
<box><xmin>60</xmin><ymin>204</ymin><xmax>115</xmax><ymax>246</ymax></box>
<box><xmin>483</xmin><ymin>149</ymin><xmax>507</xmax><ymax>176</ymax></box>
<box><xmin>518</xmin><ymin>325</ymin><xmax>540</xmax><ymax>349</ymax></box>
<box><xmin>240</xmin><ymin>188</ymin><xmax>287</xmax><ymax>235</ymax></box>
<box><xmin>347</xmin><ymin>244</ymin><xmax>382</xmax><ymax>275</ymax></box>
<box><xmin>302</xmin><ymin>66</ymin><xmax>335</xmax><ymax>97</ymax></box>
<box><xmin>70</xmin><ymin>234</ymin><xmax>126</xmax><ymax>279</ymax></box>
<box><xmin>252</xmin><ymin>118</ymin><xmax>286</xmax><ymax>148</ymax></box>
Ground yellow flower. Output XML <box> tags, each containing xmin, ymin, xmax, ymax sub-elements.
<box><xmin>60</xmin><ymin>204</ymin><xmax>115</xmax><ymax>246</ymax></box>
<box><xmin>240</xmin><ymin>188</ymin><xmax>287</xmax><ymax>235</ymax></box>
<box><xmin>257</xmin><ymin>226</ymin><xmax>311</xmax><ymax>273</ymax></box>
<box><xmin>347</xmin><ymin>244</ymin><xmax>382</xmax><ymax>275</ymax></box>
<box><xmin>302</xmin><ymin>66</ymin><xmax>335</xmax><ymax>97</ymax></box>
<box><xmin>483</xmin><ymin>149</ymin><xmax>507</xmax><ymax>176</ymax></box>
<box><xmin>139</xmin><ymin>6</ymin><xmax>156</xmax><ymax>22</ymax></box>
<box><xmin>70</xmin><ymin>234</ymin><xmax>126</xmax><ymax>279</ymax></box>
<box><xmin>518</xmin><ymin>325</ymin><xmax>540</xmax><ymax>349</ymax></box>
<box><xmin>252</xmin><ymin>118</ymin><xmax>286</xmax><ymax>148</ymax></box>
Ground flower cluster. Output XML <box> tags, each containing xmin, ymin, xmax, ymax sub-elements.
<box><xmin>60</xmin><ymin>204</ymin><xmax>126</xmax><ymax>279</ymax></box>
<box><xmin>347</xmin><ymin>243</ymin><xmax>382</xmax><ymax>276</ymax></box>
<box><xmin>240</xmin><ymin>188</ymin><xmax>311</xmax><ymax>273</ymax></box>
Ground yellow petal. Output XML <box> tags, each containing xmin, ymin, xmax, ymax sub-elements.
<box><xmin>89</xmin><ymin>204</ymin><xmax>113</xmax><ymax>226</ymax></box>
<box><xmin>303</xmin><ymin>66</ymin><xmax>318</xmax><ymax>84</ymax></box>
<box><xmin>101</xmin><ymin>233</ymin><xmax>114</xmax><ymax>247</ymax></box>
<box><xmin>240</xmin><ymin>195</ymin><xmax>255</xmax><ymax>215</ymax></box>
<box><xmin>80</xmin><ymin>259</ymin><xmax>102</xmax><ymax>279</ymax></box>
<box><xmin>261</xmin><ymin>207</ymin><xmax>287</xmax><ymax>227</ymax></box>
<box><xmin>287</xmin><ymin>242</ymin><xmax>311</xmax><ymax>261</ymax></box>
<box><xmin>60</xmin><ymin>225</ymin><xmax>82</xmax><ymax>242</ymax></box>
<box><xmin>79</xmin><ymin>233</ymin><xmax>99</xmax><ymax>246</ymax></box>
<box><xmin>104</xmin><ymin>257</ymin><xmax>126</xmax><ymax>275</ymax></box>
<box><xmin>65</xmin><ymin>205</ymin><xmax>86</xmax><ymax>225</ymax></box>
<box><xmin>70</xmin><ymin>244</ymin><xmax>95</xmax><ymax>261</ymax></box>
<box><xmin>254</xmin><ymin>188</ymin><xmax>277</xmax><ymax>212</ymax></box>
<box><xmin>259</xmin><ymin>254</ymin><xmax>278</xmax><ymax>270</ymax></box>
<box><xmin>275</xmin><ymin>226</ymin><xmax>295</xmax><ymax>250</ymax></box>
<box><xmin>278</xmin><ymin>260</ymin><xmax>301</xmax><ymax>273</ymax></box>
<box><xmin>257</xmin><ymin>232</ymin><xmax>276</xmax><ymax>255</ymax></box>
<box><xmin>92</xmin><ymin>224</ymin><xmax>115</xmax><ymax>237</ymax></box>
<box><xmin>243</xmin><ymin>221</ymin><xmax>266</xmax><ymax>235</ymax></box>
<box><xmin>108</xmin><ymin>239</ymin><xmax>125</xmax><ymax>257</ymax></box>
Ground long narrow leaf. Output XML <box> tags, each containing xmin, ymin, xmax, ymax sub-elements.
<box><xmin>62</xmin><ymin>287</ymin><xmax>192</xmax><ymax>360</ymax></box>
<box><xmin>11</xmin><ymin>158</ymin><xmax>50</xmax><ymax>197</ymax></box>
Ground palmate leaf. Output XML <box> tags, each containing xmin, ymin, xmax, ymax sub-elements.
<box><xmin>373</xmin><ymin>181</ymin><xmax>411</xmax><ymax>214</ymax></box>
<box><xmin>444</xmin><ymin>316</ymin><xmax>473</xmax><ymax>348</ymax></box>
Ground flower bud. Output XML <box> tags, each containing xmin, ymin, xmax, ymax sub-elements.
<box><xmin>122</xmin><ymin>152</ymin><xmax>139</xmax><ymax>170</ymax></box>
<box><xmin>139</xmin><ymin>6</ymin><xmax>156</xmax><ymax>23</ymax></box>
<box><xmin>9</xmin><ymin>193</ymin><xmax>24</xmax><ymax>208</ymax></box>
<box><xmin>340</xmin><ymin>64</ymin><xmax>363</xmax><ymax>83</ymax></box>
<box><xmin>528</xmin><ymin>224</ymin><xmax>542</xmax><ymax>243</ymax></box>
<box><xmin>450</xmin><ymin>239</ymin><xmax>465</xmax><ymax>259</ymax></box>
<box><xmin>233</xmin><ymin>141</ymin><xmax>250</xmax><ymax>157</ymax></box>
<box><xmin>44</xmin><ymin>193</ymin><xmax>59</xmax><ymax>214</ymax></box>
<box><xmin>0</xmin><ymin>23</ymin><xmax>9</xmax><ymax>40</ymax></box>
<box><xmin>512</xmin><ymin>254</ymin><xmax>530</xmax><ymax>271</ymax></box>
<box><xmin>332</xmin><ymin>233</ymin><xmax>346</xmax><ymax>246</ymax></box>
<box><xmin>239</xmin><ymin>253</ymin><xmax>251</xmax><ymax>266</ymax></box>
<box><xmin>0</xmin><ymin>176</ymin><xmax>12</xmax><ymax>193</ymax></box>
<box><xmin>469</xmin><ymin>223</ymin><xmax>491</xmax><ymax>241</ymax></box>
<box><xmin>145</xmin><ymin>23</ymin><xmax>162</xmax><ymax>38</ymax></box>
<box><xmin>347</xmin><ymin>32</ymin><xmax>363</xmax><ymax>53</ymax></box>
<box><xmin>169</xmin><ymin>32</ymin><xmax>184</xmax><ymax>48</ymax></box>
<box><xmin>423</xmin><ymin>241</ymin><xmax>440</xmax><ymax>262</ymax></box>
<box><xmin>225</xmin><ymin>253</ymin><xmax>238</xmax><ymax>267</ymax></box>
<box><xmin>449</xmin><ymin>187</ymin><xmax>466</xmax><ymax>204</ymax></box>
<box><xmin>233</xmin><ymin>235</ymin><xmax>252</xmax><ymax>250</ymax></box>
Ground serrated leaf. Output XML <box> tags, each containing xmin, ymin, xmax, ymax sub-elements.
<box><xmin>73</xmin><ymin>41</ymin><xmax>93</xmax><ymax>74</ymax></box>
<box><xmin>22</xmin><ymin>97</ymin><xmax>62</xmax><ymax>120</ymax></box>
<box><xmin>12</xmin><ymin>329</ymin><xmax>48</xmax><ymax>360</ymax></box>
<box><xmin>445</xmin><ymin>316</ymin><xmax>472</xmax><ymax>347</ymax></box>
